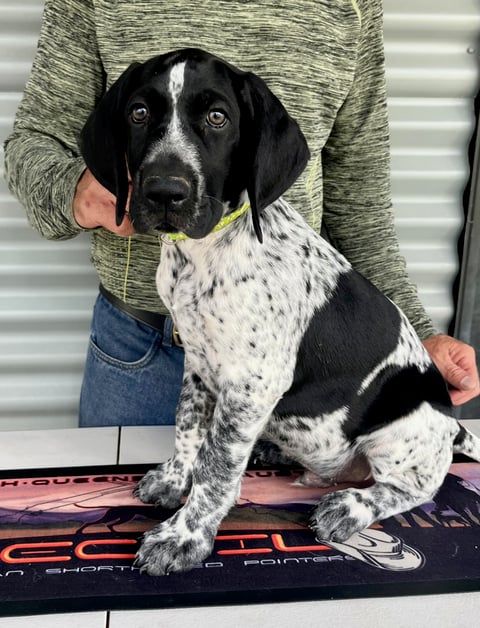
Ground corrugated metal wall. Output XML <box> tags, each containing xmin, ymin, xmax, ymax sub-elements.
<box><xmin>0</xmin><ymin>0</ymin><xmax>479</xmax><ymax>430</ymax></box>
<box><xmin>384</xmin><ymin>0</ymin><xmax>479</xmax><ymax>330</ymax></box>
<box><xmin>0</xmin><ymin>1</ymin><xmax>97</xmax><ymax>429</ymax></box>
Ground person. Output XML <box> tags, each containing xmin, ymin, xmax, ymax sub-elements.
<box><xmin>4</xmin><ymin>0</ymin><xmax>479</xmax><ymax>427</ymax></box>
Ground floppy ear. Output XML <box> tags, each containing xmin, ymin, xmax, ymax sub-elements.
<box><xmin>80</xmin><ymin>63</ymin><xmax>141</xmax><ymax>226</ymax></box>
<box><xmin>240</xmin><ymin>73</ymin><xmax>310</xmax><ymax>242</ymax></box>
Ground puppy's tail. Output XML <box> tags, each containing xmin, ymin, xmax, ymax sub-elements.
<box><xmin>453</xmin><ymin>424</ymin><xmax>480</xmax><ymax>462</ymax></box>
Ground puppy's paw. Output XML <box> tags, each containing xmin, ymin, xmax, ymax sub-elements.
<box><xmin>134</xmin><ymin>514</ymin><xmax>214</xmax><ymax>576</ymax></box>
<box><xmin>134</xmin><ymin>463</ymin><xmax>188</xmax><ymax>510</ymax></box>
<box><xmin>309</xmin><ymin>489</ymin><xmax>375</xmax><ymax>542</ymax></box>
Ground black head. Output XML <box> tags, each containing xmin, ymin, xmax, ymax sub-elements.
<box><xmin>80</xmin><ymin>48</ymin><xmax>310</xmax><ymax>241</ymax></box>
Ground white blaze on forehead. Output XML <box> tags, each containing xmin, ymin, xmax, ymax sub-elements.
<box><xmin>169</xmin><ymin>61</ymin><xmax>186</xmax><ymax>104</ymax></box>
<box><xmin>145</xmin><ymin>60</ymin><xmax>200</xmax><ymax>168</ymax></box>
<box><xmin>166</xmin><ymin>62</ymin><xmax>186</xmax><ymax>145</ymax></box>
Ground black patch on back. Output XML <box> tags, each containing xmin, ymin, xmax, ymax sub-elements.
<box><xmin>274</xmin><ymin>268</ymin><xmax>452</xmax><ymax>435</ymax></box>
<box><xmin>344</xmin><ymin>363</ymin><xmax>453</xmax><ymax>439</ymax></box>
<box><xmin>275</xmin><ymin>269</ymin><xmax>402</xmax><ymax>417</ymax></box>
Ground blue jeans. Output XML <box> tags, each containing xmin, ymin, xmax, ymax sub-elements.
<box><xmin>79</xmin><ymin>293</ymin><xmax>184</xmax><ymax>426</ymax></box>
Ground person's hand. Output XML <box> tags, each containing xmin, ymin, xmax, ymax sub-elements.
<box><xmin>423</xmin><ymin>333</ymin><xmax>480</xmax><ymax>406</ymax></box>
<box><xmin>73</xmin><ymin>168</ymin><xmax>134</xmax><ymax>236</ymax></box>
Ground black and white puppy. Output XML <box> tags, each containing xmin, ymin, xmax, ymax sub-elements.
<box><xmin>81</xmin><ymin>48</ymin><xmax>480</xmax><ymax>575</ymax></box>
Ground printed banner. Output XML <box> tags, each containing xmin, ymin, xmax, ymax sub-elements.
<box><xmin>1</xmin><ymin>462</ymin><xmax>480</xmax><ymax>615</ymax></box>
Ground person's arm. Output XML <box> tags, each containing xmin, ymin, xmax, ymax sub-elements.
<box><xmin>3</xmin><ymin>0</ymin><xmax>105</xmax><ymax>240</ymax></box>
<box><xmin>322</xmin><ymin>0</ymin><xmax>479</xmax><ymax>403</ymax></box>
<box><xmin>322</xmin><ymin>0</ymin><xmax>435</xmax><ymax>340</ymax></box>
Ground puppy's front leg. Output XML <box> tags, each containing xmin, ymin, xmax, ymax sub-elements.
<box><xmin>135</xmin><ymin>387</ymin><xmax>277</xmax><ymax>575</ymax></box>
<box><xmin>135</xmin><ymin>368</ymin><xmax>215</xmax><ymax>509</ymax></box>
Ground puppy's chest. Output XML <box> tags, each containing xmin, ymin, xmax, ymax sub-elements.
<box><xmin>157</xmin><ymin>244</ymin><xmax>253</xmax><ymax>355</ymax></box>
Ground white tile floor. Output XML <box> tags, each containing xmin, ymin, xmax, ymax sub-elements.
<box><xmin>118</xmin><ymin>426</ymin><xmax>175</xmax><ymax>464</ymax></box>
<box><xmin>0</xmin><ymin>612</ymin><xmax>106</xmax><ymax>628</ymax></box>
<box><xmin>2</xmin><ymin>421</ymin><xmax>479</xmax><ymax>472</ymax></box>
<box><xmin>0</xmin><ymin>427</ymin><xmax>120</xmax><ymax>470</ymax></box>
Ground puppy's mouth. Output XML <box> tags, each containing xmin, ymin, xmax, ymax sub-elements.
<box><xmin>127</xmin><ymin>201</ymin><xmax>177</xmax><ymax>234</ymax></box>
<box><xmin>153</xmin><ymin>220</ymin><xmax>183</xmax><ymax>234</ymax></box>
<box><xmin>152</xmin><ymin>206</ymin><xmax>188</xmax><ymax>234</ymax></box>
<box><xmin>129</xmin><ymin>191</ymin><xmax>223</xmax><ymax>239</ymax></box>
<box><xmin>128</xmin><ymin>190</ymin><xmax>194</xmax><ymax>235</ymax></box>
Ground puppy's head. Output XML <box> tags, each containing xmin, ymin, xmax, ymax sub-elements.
<box><xmin>80</xmin><ymin>48</ymin><xmax>310</xmax><ymax>241</ymax></box>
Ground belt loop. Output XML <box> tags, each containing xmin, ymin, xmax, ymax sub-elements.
<box><xmin>162</xmin><ymin>317</ymin><xmax>174</xmax><ymax>348</ymax></box>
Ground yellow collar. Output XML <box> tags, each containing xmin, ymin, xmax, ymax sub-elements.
<box><xmin>165</xmin><ymin>202</ymin><xmax>250</xmax><ymax>242</ymax></box>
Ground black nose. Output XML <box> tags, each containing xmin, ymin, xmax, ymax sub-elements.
<box><xmin>143</xmin><ymin>175</ymin><xmax>191</xmax><ymax>206</ymax></box>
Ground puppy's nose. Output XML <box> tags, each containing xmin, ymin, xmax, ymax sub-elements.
<box><xmin>143</xmin><ymin>175</ymin><xmax>191</xmax><ymax>206</ymax></box>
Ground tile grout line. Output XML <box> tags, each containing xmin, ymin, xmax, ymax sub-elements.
<box><xmin>116</xmin><ymin>426</ymin><xmax>122</xmax><ymax>465</ymax></box>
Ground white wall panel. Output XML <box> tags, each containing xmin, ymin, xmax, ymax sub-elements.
<box><xmin>0</xmin><ymin>0</ymin><xmax>479</xmax><ymax>429</ymax></box>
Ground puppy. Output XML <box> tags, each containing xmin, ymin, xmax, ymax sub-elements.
<box><xmin>81</xmin><ymin>48</ymin><xmax>480</xmax><ymax>575</ymax></box>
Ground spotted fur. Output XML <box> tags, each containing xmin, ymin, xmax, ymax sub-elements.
<box><xmin>80</xmin><ymin>48</ymin><xmax>480</xmax><ymax>576</ymax></box>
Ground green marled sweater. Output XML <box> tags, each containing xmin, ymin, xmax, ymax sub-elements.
<box><xmin>3</xmin><ymin>0</ymin><xmax>436</xmax><ymax>339</ymax></box>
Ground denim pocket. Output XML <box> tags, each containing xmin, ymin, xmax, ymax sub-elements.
<box><xmin>89</xmin><ymin>294</ymin><xmax>160</xmax><ymax>369</ymax></box>
<box><xmin>79</xmin><ymin>294</ymin><xmax>184</xmax><ymax>426</ymax></box>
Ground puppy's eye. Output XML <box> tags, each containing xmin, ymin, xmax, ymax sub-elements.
<box><xmin>130</xmin><ymin>104</ymin><xmax>149</xmax><ymax>124</ymax></box>
<box><xmin>206</xmin><ymin>110</ymin><xmax>228</xmax><ymax>128</ymax></box>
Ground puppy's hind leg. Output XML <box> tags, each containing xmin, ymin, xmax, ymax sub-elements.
<box><xmin>310</xmin><ymin>405</ymin><xmax>455</xmax><ymax>542</ymax></box>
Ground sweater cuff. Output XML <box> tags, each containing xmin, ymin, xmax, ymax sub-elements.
<box><xmin>56</xmin><ymin>158</ymin><xmax>90</xmax><ymax>235</ymax></box>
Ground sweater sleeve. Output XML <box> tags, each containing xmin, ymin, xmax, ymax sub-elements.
<box><xmin>321</xmin><ymin>0</ymin><xmax>436</xmax><ymax>340</ymax></box>
<box><xmin>3</xmin><ymin>0</ymin><xmax>104</xmax><ymax>240</ymax></box>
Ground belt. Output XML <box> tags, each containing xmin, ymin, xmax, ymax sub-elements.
<box><xmin>99</xmin><ymin>284</ymin><xmax>183</xmax><ymax>347</ymax></box>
